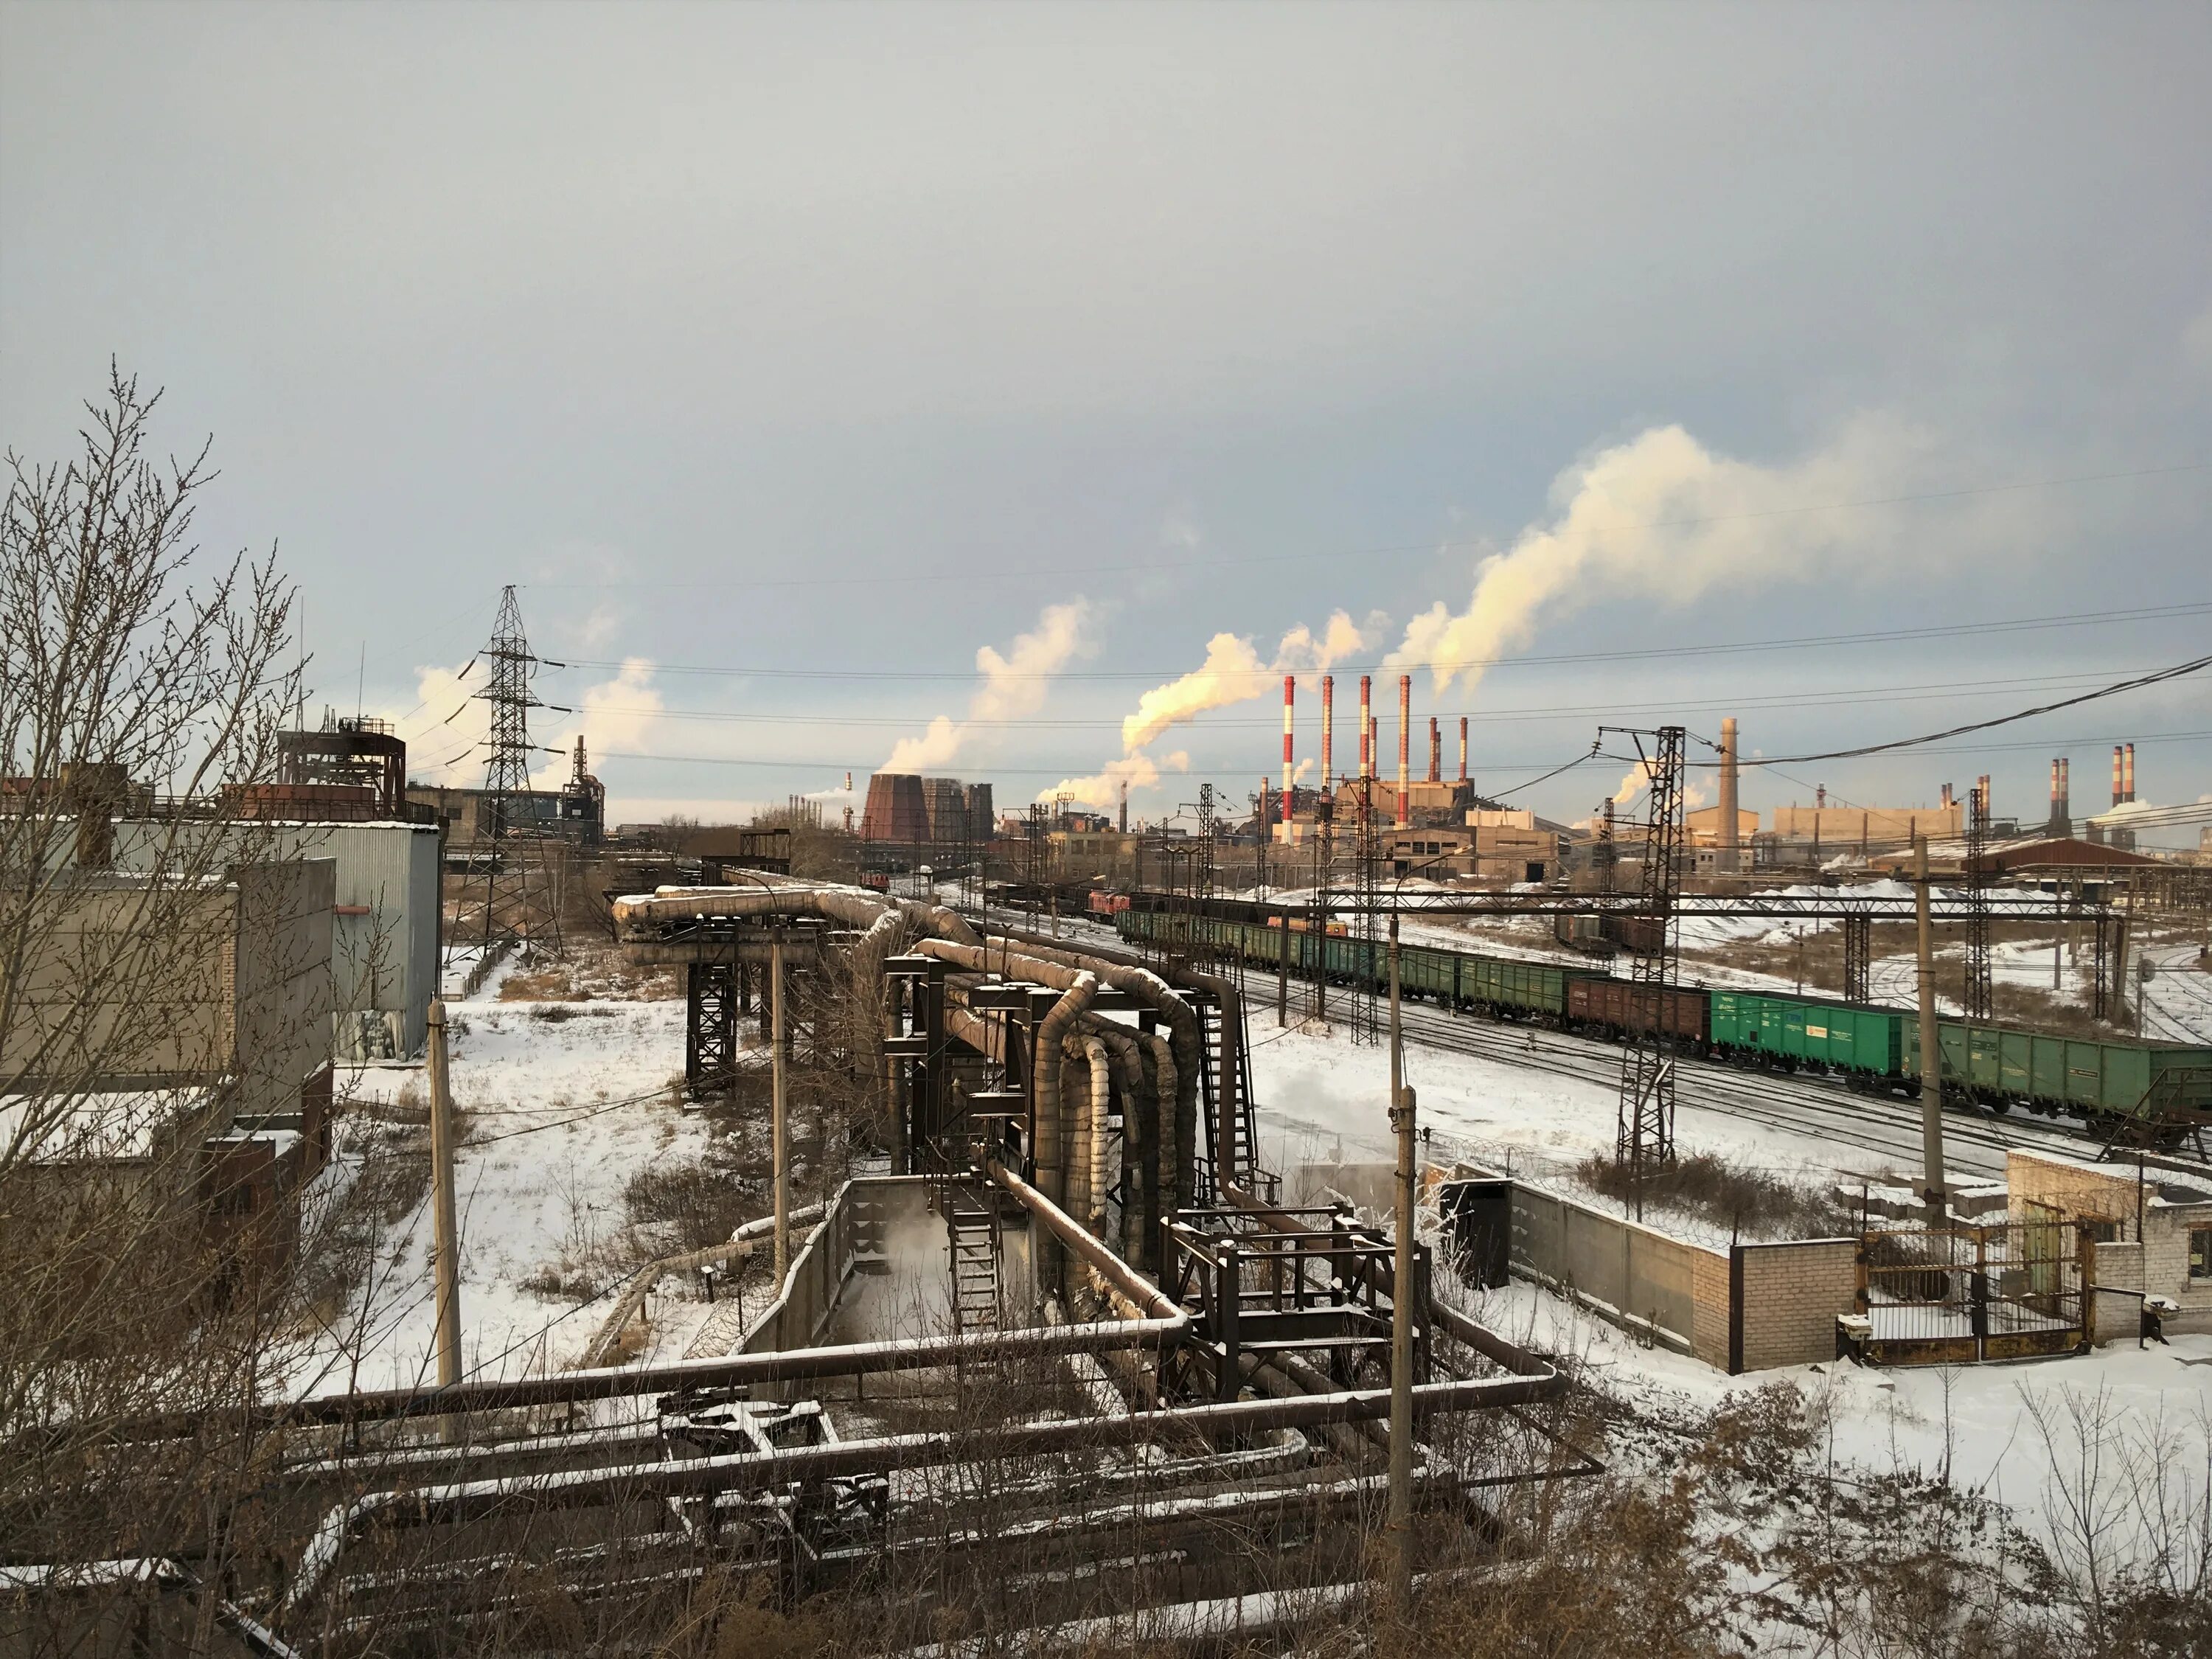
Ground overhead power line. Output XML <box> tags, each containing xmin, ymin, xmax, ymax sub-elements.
<box><xmin>552</xmin><ymin>599</ymin><xmax>2212</xmax><ymax>683</ymax></box>
<box><xmin>1714</xmin><ymin>650</ymin><xmax>2212</xmax><ymax>768</ymax></box>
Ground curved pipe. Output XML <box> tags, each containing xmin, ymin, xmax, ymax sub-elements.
<box><xmin>987</xmin><ymin>931</ymin><xmax>1203</xmax><ymax>1213</ymax></box>
<box><xmin>1031</xmin><ymin>973</ymin><xmax>1097</xmax><ymax>1294</ymax></box>
<box><xmin>1075</xmin><ymin>1034</ymin><xmax>1113</xmax><ymax>1236</ymax></box>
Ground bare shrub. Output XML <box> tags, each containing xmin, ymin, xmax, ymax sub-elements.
<box><xmin>1578</xmin><ymin>1150</ymin><xmax>1857</xmax><ymax>1239</ymax></box>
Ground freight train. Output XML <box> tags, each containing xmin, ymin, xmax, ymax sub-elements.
<box><xmin>1115</xmin><ymin>906</ymin><xmax>2212</xmax><ymax>1143</ymax></box>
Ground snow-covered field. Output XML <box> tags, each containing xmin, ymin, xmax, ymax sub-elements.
<box><xmin>297</xmin><ymin>956</ymin><xmax>719</xmax><ymax>1398</ymax></box>
<box><xmin>1249</xmin><ymin>1018</ymin><xmax>1916</xmax><ymax>1211</ymax></box>
<box><xmin>1462</xmin><ymin>1273</ymin><xmax>2212</xmax><ymax>1585</ymax></box>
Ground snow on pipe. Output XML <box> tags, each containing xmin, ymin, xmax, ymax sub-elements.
<box><xmin>580</xmin><ymin>1200</ymin><xmax>833</xmax><ymax>1368</ymax></box>
<box><xmin>611</xmin><ymin>882</ymin><xmax>982</xmax><ymax>951</ymax></box>
<box><xmin>279</xmin><ymin>1364</ymin><xmax>1560</xmax><ymax>1619</ymax></box>
<box><xmin>1397</xmin><ymin>673</ymin><xmax>1411</xmax><ymax>828</ymax></box>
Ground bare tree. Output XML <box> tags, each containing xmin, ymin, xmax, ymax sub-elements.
<box><xmin>0</xmin><ymin>367</ymin><xmax>318</xmax><ymax>1644</ymax></box>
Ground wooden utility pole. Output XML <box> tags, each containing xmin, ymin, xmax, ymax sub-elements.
<box><xmin>1913</xmin><ymin>838</ymin><xmax>1947</xmax><ymax>1224</ymax></box>
<box><xmin>1385</xmin><ymin>912</ymin><xmax>1416</xmax><ymax>1613</ymax></box>
<box><xmin>771</xmin><ymin>934</ymin><xmax>790</xmax><ymax>1284</ymax></box>
<box><xmin>426</xmin><ymin>998</ymin><xmax>463</xmax><ymax>1424</ymax></box>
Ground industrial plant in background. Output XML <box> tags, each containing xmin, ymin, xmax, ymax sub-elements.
<box><xmin>858</xmin><ymin>772</ymin><xmax>992</xmax><ymax>844</ymax></box>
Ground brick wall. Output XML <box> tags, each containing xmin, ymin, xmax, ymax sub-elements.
<box><xmin>1734</xmin><ymin>1239</ymin><xmax>1860</xmax><ymax>1371</ymax></box>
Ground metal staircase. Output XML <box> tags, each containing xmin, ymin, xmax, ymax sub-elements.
<box><xmin>1191</xmin><ymin>994</ymin><xmax>1268</xmax><ymax>1203</ymax></box>
<box><xmin>944</xmin><ymin>1180</ymin><xmax>1003</xmax><ymax>1334</ymax></box>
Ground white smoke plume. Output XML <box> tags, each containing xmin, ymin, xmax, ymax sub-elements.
<box><xmin>533</xmin><ymin>658</ymin><xmax>664</xmax><ymax>790</ymax></box>
<box><xmin>886</xmin><ymin>601</ymin><xmax>1093</xmax><ymax>773</ymax></box>
<box><xmin>1389</xmin><ymin>417</ymin><xmax>2003</xmax><ymax>697</ymax></box>
<box><xmin>1064</xmin><ymin>609</ymin><xmax>1378</xmax><ymax>809</ymax></box>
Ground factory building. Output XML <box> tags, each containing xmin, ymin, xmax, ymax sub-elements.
<box><xmin>0</xmin><ymin>858</ymin><xmax>338</xmax><ymax>1270</ymax></box>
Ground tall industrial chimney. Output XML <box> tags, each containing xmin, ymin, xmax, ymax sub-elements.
<box><xmin>2123</xmin><ymin>742</ymin><xmax>2135</xmax><ymax>803</ymax></box>
<box><xmin>2048</xmin><ymin>758</ymin><xmax>2070</xmax><ymax>837</ymax></box>
<box><xmin>1427</xmin><ymin>717</ymin><xmax>1440</xmax><ymax>784</ymax></box>
<box><xmin>1458</xmin><ymin>716</ymin><xmax>1468</xmax><ymax>783</ymax></box>
<box><xmin>1359</xmin><ymin>676</ymin><xmax>1372</xmax><ymax>780</ymax></box>
<box><xmin>1281</xmin><ymin>675</ymin><xmax>1295</xmax><ymax>825</ymax></box>
<box><xmin>1119</xmin><ymin>779</ymin><xmax>1128</xmax><ymax>834</ymax></box>
<box><xmin>1717</xmin><ymin>716</ymin><xmax>1740</xmax><ymax>874</ymax></box>
<box><xmin>2112</xmin><ymin>745</ymin><xmax>2124</xmax><ymax>809</ymax></box>
<box><xmin>1397</xmin><ymin>674</ymin><xmax>1411</xmax><ymax>829</ymax></box>
<box><xmin>1321</xmin><ymin>675</ymin><xmax>1334</xmax><ymax>791</ymax></box>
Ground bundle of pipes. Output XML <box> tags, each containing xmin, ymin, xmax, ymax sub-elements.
<box><xmin>919</xmin><ymin>935</ymin><xmax>1195</xmax><ymax>1278</ymax></box>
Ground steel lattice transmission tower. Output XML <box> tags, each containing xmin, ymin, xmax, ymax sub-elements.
<box><xmin>1961</xmin><ymin>778</ymin><xmax>1993</xmax><ymax>1020</ymax></box>
<box><xmin>1607</xmin><ymin>726</ymin><xmax>1685</xmax><ymax>1216</ymax></box>
<box><xmin>460</xmin><ymin>585</ymin><xmax>562</xmax><ymax>962</ymax></box>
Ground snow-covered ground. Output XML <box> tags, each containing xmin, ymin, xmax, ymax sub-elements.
<box><xmin>1246</xmin><ymin>1017</ymin><xmax>1921</xmax><ymax>1245</ymax></box>
<box><xmin>1461</xmin><ymin>1272</ymin><xmax>2212</xmax><ymax>1585</ymax></box>
<box><xmin>294</xmin><ymin>956</ymin><xmax>720</xmax><ymax>1399</ymax></box>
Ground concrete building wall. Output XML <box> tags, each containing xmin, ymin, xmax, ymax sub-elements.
<box><xmin>1501</xmin><ymin>1175</ymin><xmax>1859</xmax><ymax>1371</ymax></box>
<box><xmin>1509</xmin><ymin>1183</ymin><xmax>1718</xmax><ymax>1358</ymax></box>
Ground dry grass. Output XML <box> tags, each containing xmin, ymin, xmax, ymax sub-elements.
<box><xmin>1578</xmin><ymin>1150</ymin><xmax>1857</xmax><ymax>1240</ymax></box>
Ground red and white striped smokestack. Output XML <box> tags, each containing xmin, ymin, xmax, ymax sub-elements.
<box><xmin>1281</xmin><ymin>675</ymin><xmax>1295</xmax><ymax>823</ymax></box>
<box><xmin>1458</xmin><ymin>716</ymin><xmax>1468</xmax><ymax>784</ymax></box>
<box><xmin>1397</xmin><ymin>673</ymin><xmax>1411</xmax><ymax>829</ymax></box>
<box><xmin>2050</xmin><ymin>759</ymin><xmax>2062</xmax><ymax>807</ymax></box>
<box><xmin>2113</xmin><ymin>745</ymin><xmax>2124</xmax><ymax>809</ymax></box>
<box><xmin>1359</xmin><ymin>675</ymin><xmax>1372</xmax><ymax>780</ymax></box>
<box><xmin>1321</xmin><ymin>675</ymin><xmax>1334</xmax><ymax>789</ymax></box>
<box><xmin>2124</xmin><ymin>742</ymin><xmax>2135</xmax><ymax>803</ymax></box>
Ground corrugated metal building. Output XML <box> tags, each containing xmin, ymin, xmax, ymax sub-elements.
<box><xmin>111</xmin><ymin>820</ymin><xmax>440</xmax><ymax>1060</ymax></box>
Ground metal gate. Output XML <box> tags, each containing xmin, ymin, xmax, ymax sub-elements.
<box><xmin>1856</xmin><ymin>1218</ymin><xmax>2090</xmax><ymax>1365</ymax></box>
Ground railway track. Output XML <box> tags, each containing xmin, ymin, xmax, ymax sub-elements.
<box><xmin>1385</xmin><ymin>999</ymin><xmax>2197</xmax><ymax>1183</ymax></box>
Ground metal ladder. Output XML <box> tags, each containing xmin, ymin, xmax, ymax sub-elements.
<box><xmin>945</xmin><ymin>1181</ymin><xmax>1002</xmax><ymax>1334</ymax></box>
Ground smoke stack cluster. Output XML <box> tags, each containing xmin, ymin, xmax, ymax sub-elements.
<box><xmin>1396</xmin><ymin>674</ymin><xmax>1411</xmax><ymax>829</ymax></box>
<box><xmin>1717</xmin><ymin>716</ymin><xmax>1740</xmax><ymax>873</ymax></box>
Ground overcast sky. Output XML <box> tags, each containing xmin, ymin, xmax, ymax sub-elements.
<box><xmin>4</xmin><ymin>3</ymin><xmax>2208</xmax><ymax>838</ymax></box>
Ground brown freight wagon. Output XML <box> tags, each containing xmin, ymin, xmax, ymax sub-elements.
<box><xmin>1566</xmin><ymin>975</ymin><xmax>1709</xmax><ymax>1046</ymax></box>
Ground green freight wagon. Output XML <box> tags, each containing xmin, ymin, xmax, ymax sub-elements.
<box><xmin>1709</xmin><ymin>990</ymin><xmax>1904</xmax><ymax>1079</ymax></box>
<box><xmin>1902</xmin><ymin>1015</ymin><xmax>2212</xmax><ymax>1131</ymax></box>
<box><xmin>1455</xmin><ymin>953</ymin><xmax>1594</xmax><ymax>1020</ymax></box>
